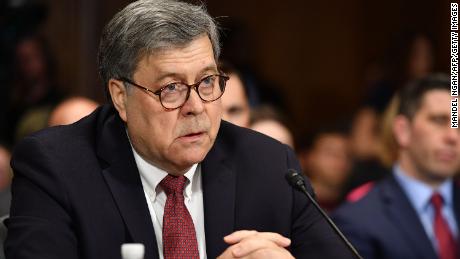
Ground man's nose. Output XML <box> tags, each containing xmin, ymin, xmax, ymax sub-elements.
<box><xmin>180</xmin><ymin>88</ymin><xmax>205</xmax><ymax>116</ymax></box>
<box><xmin>445</xmin><ymin>126</ymin><xmax>460</xmax><ymax>145</ymax></box>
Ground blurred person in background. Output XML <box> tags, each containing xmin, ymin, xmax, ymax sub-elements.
<box><xmin>0</xmin><ymin>145</ymin><xmax>11</xmax><ymax>259</ymax></box>
<box><xmin>345</xmin><ymin>106</ymin><xmax>392</xmax><ymax>193</ymax></box>
<box><xmin>343</xmin><ymin>95</ymin><xmax>400</xmax><ymax>198</ymax></box>
<box><xmin>0</xmin><ymin>145</ymin><xmax>11</xmax><ymax>217</ymax></box>
<box><xmin>0</xmin><ymin>2</ymin><xmax>48</xmax><ymax>146</ymax></box>
<box><xmin>333</xmin><ymin>74</ymin><xmax>460</xmax><ymax>259</ymax></box>
<box><xmin>297</xmin><ymin>126</ymin><xmax>352</xmax><ymax>213</ymax></box>
<box><xmin>5</xmin><ymin>34</ymin><xmax>63</xmax><ymax>145</ymax></box>
<box><xmin>250</xmin><ymin>105</ymin><xmax>294</xmax><ymax>148</ymax></box>
<box><xmin>48</xmin><ymin>97</ymin><xmax>99</xmax><ymax>126</ymax></box>
<box><xmin>219</xmin><ymin>62</ymin><xmax>251</xmax><ymax>128</ymax></box>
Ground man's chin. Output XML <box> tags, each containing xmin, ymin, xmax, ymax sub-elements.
<box><xmin>427</xmin><ymin>166</ymin><xmax>458</xmax><ymax>181</ymax></box>
<box><xmin>171</xmin><ymin>149</ymin><xmax>208</xmax><ymax>169</ymax></box>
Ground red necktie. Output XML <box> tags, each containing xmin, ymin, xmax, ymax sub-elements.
<box><xmin>431</xmin><ymin>192</ymin><xmax>458</xmax><ymax>259</ymax></box>
<box><xmin>160</xmin><ymin>175</ymin><xmax>199</xmax><ymax>259</ymax></box>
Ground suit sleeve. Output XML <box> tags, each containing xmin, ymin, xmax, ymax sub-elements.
<box><xmin>5</xmin><ymin>136</ymin><xmax>78</xmax><ymax>259</ymax></box>
<box><xmin>285</xmin><ymin>146</ymin><xmax>356</xmax><ymax>258</ymax></box>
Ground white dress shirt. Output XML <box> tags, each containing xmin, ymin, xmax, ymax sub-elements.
<box><xmin>131</xmin><ymin>147</ymin><xmax>207</xmax><ymax>259</ymax></box>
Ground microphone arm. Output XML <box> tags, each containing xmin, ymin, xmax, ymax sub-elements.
<box><xmin>285</xmin><ymin>169</ymin><xmax>363</xmax><ymax>259</ymax></box>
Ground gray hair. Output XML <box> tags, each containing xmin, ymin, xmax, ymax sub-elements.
<box><xmin>97</xmin><ymin>0</ymin><xmax>220</xmax><ymax>88</ymax></box>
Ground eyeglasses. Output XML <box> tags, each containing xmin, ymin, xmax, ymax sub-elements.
<box><xmin>119</xmin><ymin>74</ymin><xmax>229</xmax><ymax>110</ymax></box>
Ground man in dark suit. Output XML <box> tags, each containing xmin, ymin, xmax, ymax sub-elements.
<box><xmin>333</xmin><ymin>74</ymin><xmax>460</xmax><ymax>259</ymax></box>
<box><xmin>5</xmin><ymin>1</ymin><xmax>355</xmax><ymax>258</ymax></box>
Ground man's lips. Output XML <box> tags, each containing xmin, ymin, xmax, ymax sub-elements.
<box><xmin>184</xmin><ymin>132</ymin><xmax>203</xmax><ymax>137</ymax></box>
<box><xmin>178</xmin><ymin>131</ymin><xmax>206</xmax><ymax>141</ymax></box>
<box><xmin>436</xmin><ymin>150</ymin><xmax>457</xmax><ymax>162</ymax></box>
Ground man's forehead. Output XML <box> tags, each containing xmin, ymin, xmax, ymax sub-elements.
<box><xmin>136</xmin><ymin>41</ymin><xmax>217</xmax><ymax>79</ymax></box>
<box><xmin>418</xmin><ymin>89</ymin><xmax>451</xmax><ymax>113</ymax></box>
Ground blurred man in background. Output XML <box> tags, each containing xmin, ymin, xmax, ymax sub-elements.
<box><xmin>298</xmin><ymin>127</ymin><xmax>352</xmax><ymax>212</ymax></box>
<box><xmin>219</xmin><ymin>62</ymin><xmax>251</xmax><ymax>128</ymax></box>
<box><xmin>333</xmin><ymin>74</ymin><xmax>460</xmax><ymax>259</ymax></box>
<box><xmin>250</xmin><ymin>105</ymin><xmax>294</xmax><ymax>148</ymax></box>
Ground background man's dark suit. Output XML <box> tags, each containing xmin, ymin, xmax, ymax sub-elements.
<box><xmin>333</xmin><ymin>174</ymin><xmax>460</xmax><ymax>259</ymax></box>
<box><xmin>6</xmin><ymin>104</ymin><xmax>353</xmax><ymax>259</ymax></box>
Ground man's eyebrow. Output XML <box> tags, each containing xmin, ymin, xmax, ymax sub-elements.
<box><xmin>199</xmin><ymin>64</ymin><xmax>219</xmax><ymax>75</ymax></box>
<box><xmin>154</xmin><ymin>64</ymin><xmax>219</xmax><ymax>83</ymax></box>
<box><xmin>154</xmin><ymin>72</ymin><xmax>181</xmax><ymax>83</ymax></box>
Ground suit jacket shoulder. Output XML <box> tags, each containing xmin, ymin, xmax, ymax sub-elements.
<box><xmin>333</xmin><ymin>175</ymin><xmax>443</xmax><ymax>259</ymax></box>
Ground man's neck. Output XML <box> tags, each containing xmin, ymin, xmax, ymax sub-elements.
<box><xmin>398</xmin><ymin>155</ymin><xmax>448</xmax><ymax>189</ymax></box>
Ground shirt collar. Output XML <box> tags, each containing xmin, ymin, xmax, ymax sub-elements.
<box><xmin>129</xmin><ymin>142</ymin><xmax>198</xmax><ymax>201</ymax></box>
<box><xmin>393</xmin><ymin>163</ymin><xmax>454</xmax><ymax>212</ymax></box>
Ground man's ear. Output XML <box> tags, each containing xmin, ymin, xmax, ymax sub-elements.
<box><xmin>392</xmin><ymin>115</ymin><xmax>411</xmax><ymax>148</ymax></box>
<box><xmin>108</xmin><ymin>79</ymin><xmax>128</xmax><ymax>122</ymax></box>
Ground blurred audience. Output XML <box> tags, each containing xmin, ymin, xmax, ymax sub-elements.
<box><xmin>298</xmin><ymin>127</ymin><xmax>352</xmax><ymax>213</ymax></box>
<box><xmin>48</xmin><ymin>97</ymin><xmax>99</xmax><ymax>126</ymax></box>
<box><xmin>343</xmin><ymin>32</ymin><xmax>437</xmax><ymax>195</ymax></box>
<box><xmin>249</xmin><ymin>105</ymin><xmax>294</xmax><ymax>148</ymax></box>
<box><xmin>219</xmin><ymin>62</ymin><xmax>251</xmax><ymax>128</ymax></box>
<box><xmin>333</xmin><ymin>74</ymin><xmax>460</xmax><ymax>259</ymax></box>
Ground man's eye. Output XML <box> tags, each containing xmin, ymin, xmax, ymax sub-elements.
<box><xmin>164</xmin><ymin>83</ymin><xmax>177</xmax><ymax>92</ymax></box>
<box><xmin>202</xmin><ymin>76</ymin><xmax>215</xmax><ymax>86</ymax></box>
<box><xmin>430</xmin><ymin>116</ymin><xmax>449</xmax><ymax>125</ymax></box>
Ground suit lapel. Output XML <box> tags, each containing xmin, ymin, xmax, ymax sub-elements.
<box><xmin>381</xmin><ymin>176</ymin><xmax>437</xmax><ymax>259</ymax></box>
<box><xmin>201</xmin><ymin>138</ymin><xmax>236</xmax><ymax>258</ymax></box>
<box><xmin>96</xmin><ymin>107</ymin><xmax>159</xmax><ymax>259</ymax></box>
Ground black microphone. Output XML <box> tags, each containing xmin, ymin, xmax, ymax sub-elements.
<box><xmin>285</xmin><ymin>169</ymin><xmax>363</xmax><ymax>259</ymax></box>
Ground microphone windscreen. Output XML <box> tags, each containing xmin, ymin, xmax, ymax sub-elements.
<box><xmin>121</xmin><ymin>243</ymin><xmax>145</xmax><ymax>259</ymax></box>
<box><xmin>285</xmin><ymin>169</ymin><xmax>305</xmax><ymax>190</ymax></box>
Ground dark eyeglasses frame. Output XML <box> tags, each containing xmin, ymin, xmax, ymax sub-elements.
<box><xmin>118</xmin><ymin>74</ymin><xmax>229</xmax><ymax>110</ymax></box>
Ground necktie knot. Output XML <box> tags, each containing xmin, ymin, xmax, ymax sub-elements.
<box><xmin>160</xmin><ymin>175</ymin><xmax>187</xmax><ymax>196</ymax></box>
<box><xmin>431</xmin><ymin>192</ymin><xmax>444</xmax><ymax>211</ymax></box>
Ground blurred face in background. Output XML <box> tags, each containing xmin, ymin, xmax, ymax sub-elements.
<box><xmin>350</xmin><ymin>108</ymin><xmax>379</xmax><ymax>159</ymax></box>
<box><xmin>305</xmin><ymin>133</ymin><xmax>351</xmax><ymax>188</ymax></box>
<box><xmin>394</xmin><ymin>90</ymin><xmax>460</xmax><ymax>185</ymax></box>
<box><xmin>0</xmin><ymin>147</ymin><xmax>11</xmax><ymax>190</ymax></box>
<box><xmin>408</xmin><ymin>36</ymin><xmax>433</xmax><ymax>79</ymax></box>
<box><xmin>251</xmin><ymin>119</ymin><xmax>294</xmax><ymax>148</ymax></box>
<box><xmin>16</xmin><ymin>38</ymin><xmax>47</xmax><ymax>82</ymax></box>
<box><xmin>48</xmin><ymin>97</ymin><xmax>99</xmax><ymax>126</ymax></box>
<box><xmin>221</xmin><ymin>73</ymin><xmax>250</xmax><ymax>127</ymax></box>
